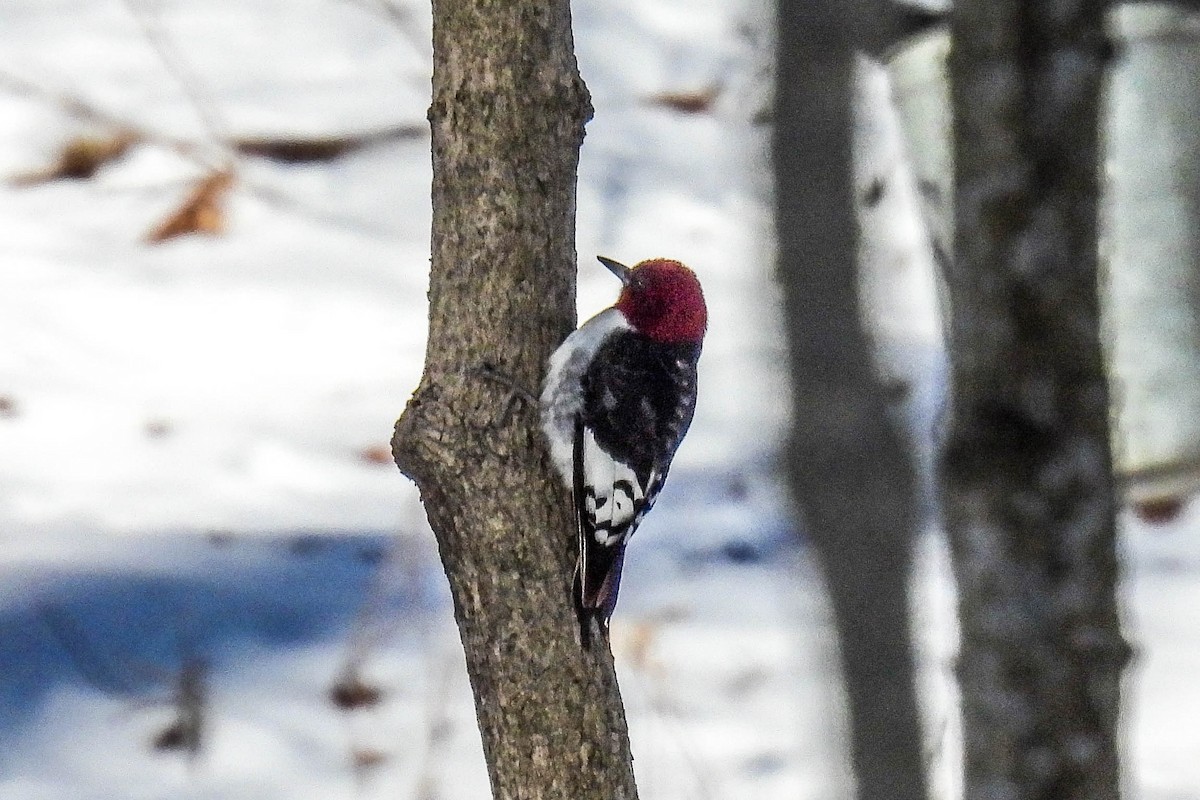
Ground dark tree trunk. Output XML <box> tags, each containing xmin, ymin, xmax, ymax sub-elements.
<box><xmin>774</xmin><ymin>3</ymin><xmax>929</xmax><ymax>800</ymax></box>
<box><xmin>943</xmin><ymin>2</ymin><xmax>1130</xmax><ymax>798</ymax></box>
<box><xmin>391</xmin><ymin>2</ymin><xmax>639</xmax><ymax>798</ymax></box>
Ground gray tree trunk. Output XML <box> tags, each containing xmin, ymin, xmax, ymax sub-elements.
<box><xmin>391</xmin><ymin>2</ymin><xmax>639</xmax><ymax>798</ymax></box>
<box><xmin>943</xmin><ymin>2</ymin><xmax>1131</xmax><ymax>798</ymax></box>
<box><xmin>774</xmin><ymin>4</ymin><xmax>929</xmax><ymax>800</ymax></box>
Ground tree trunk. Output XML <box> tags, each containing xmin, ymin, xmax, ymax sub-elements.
<box><xmin>943</xmin><ymin>3</ymin><xmax>1130</xmax><ymax>798</ymax></box>
<box><xmin>391</xmin><ymin>2</ymin><xmax>639</xmax><ymax>798</ymax></box>
<box><xmin>774</xmin><ymin>4</ymin><xmax>929</xmax><ymax>800</ymax></box>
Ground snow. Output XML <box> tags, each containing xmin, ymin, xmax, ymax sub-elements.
<box><xmin>0</xmin><ymin>0</ymin><xmax>1196</xmax><ymax>798</ymax></box>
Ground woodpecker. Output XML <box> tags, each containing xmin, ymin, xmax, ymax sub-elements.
<box><xmin>541</xmin><ymin>255</ymin><xmax>707</xmax><ymax>630</ymax></box>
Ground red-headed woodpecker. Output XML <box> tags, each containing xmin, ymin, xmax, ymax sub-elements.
<box><xmin>541</xmin><ymin>256</ymin><xmax>707</xmax><ymax>629</ymax></box>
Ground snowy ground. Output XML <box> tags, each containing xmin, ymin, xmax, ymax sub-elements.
<box><xmin>0</xmin><ymin>0</ymin><xmax>1197</xmax><ymax>798</ymax></box>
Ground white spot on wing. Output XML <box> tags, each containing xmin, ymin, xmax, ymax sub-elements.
<box><xmin>581</xmin><ymin>428</ymin><xmax>644</xmax><ymax>546</ymax></box>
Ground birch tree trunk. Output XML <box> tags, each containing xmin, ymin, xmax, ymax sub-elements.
<box><xmin>943</xmin><ymin>2</ymin><xmax>1130</xmax><ymax>798</ymax></box>
<box><xmin>391</xmin><ymin>2</ymin><xmax>639</xmax><ymax>797</ymax></box>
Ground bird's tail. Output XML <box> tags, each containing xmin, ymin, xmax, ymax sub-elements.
<box><xmin>574</xmin><ymin>543</ymin><xmax>627</xmax><ymax>647</ymax></box>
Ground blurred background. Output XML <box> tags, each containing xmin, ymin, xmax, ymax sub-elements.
<box><xmin>0</xmin><ymin>0</ymin><xmax>1197</xmax><ymax>798</ymax></box>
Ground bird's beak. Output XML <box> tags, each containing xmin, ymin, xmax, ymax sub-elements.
<box><xmin>597</xmin><ymin>256</ymin><xmax>632</xmax><ymax>285</ymax></box>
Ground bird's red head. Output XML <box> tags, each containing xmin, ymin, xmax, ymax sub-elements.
<box><xmin>601</xmin><ymin>256</ymin><xmax>707</xmax><ymax>344</ymax></box>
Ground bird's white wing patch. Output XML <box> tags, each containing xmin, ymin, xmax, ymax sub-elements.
<box><xmin>581</xmin><ymin>428</ymin><xmax>645</xmax><ymax>547</ymax></box>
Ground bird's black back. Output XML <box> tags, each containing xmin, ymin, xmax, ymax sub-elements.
<box><xmin>580</xmin><ymin>331</ymin><xmax>701</xmax><ymax>487</ymax></box>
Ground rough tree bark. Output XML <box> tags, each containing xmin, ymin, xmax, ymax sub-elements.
<box><xmin>391</xmin><ymin>2</ymin><xmax>639</xmax><ymax>798</ymax></box>
<box><xmin>774</xmin><ymin>3</ymin><xmax>929</xmax><ymax>799</ymax></box>
<box><xmin>943</xmin><ymin>2</ymin><xmax>1130</xmax><ymax>799</ymax></box>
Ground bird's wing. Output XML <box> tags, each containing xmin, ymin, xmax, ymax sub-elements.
<box><xmin>572</xmin><ymin>335</ymin><xmax>699</xmax><ymax>621</ymax></box>
<box><xmin>574</xmin><ymin>421</ymin><xmax>655</xmax><ymax>618</ymax></box>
